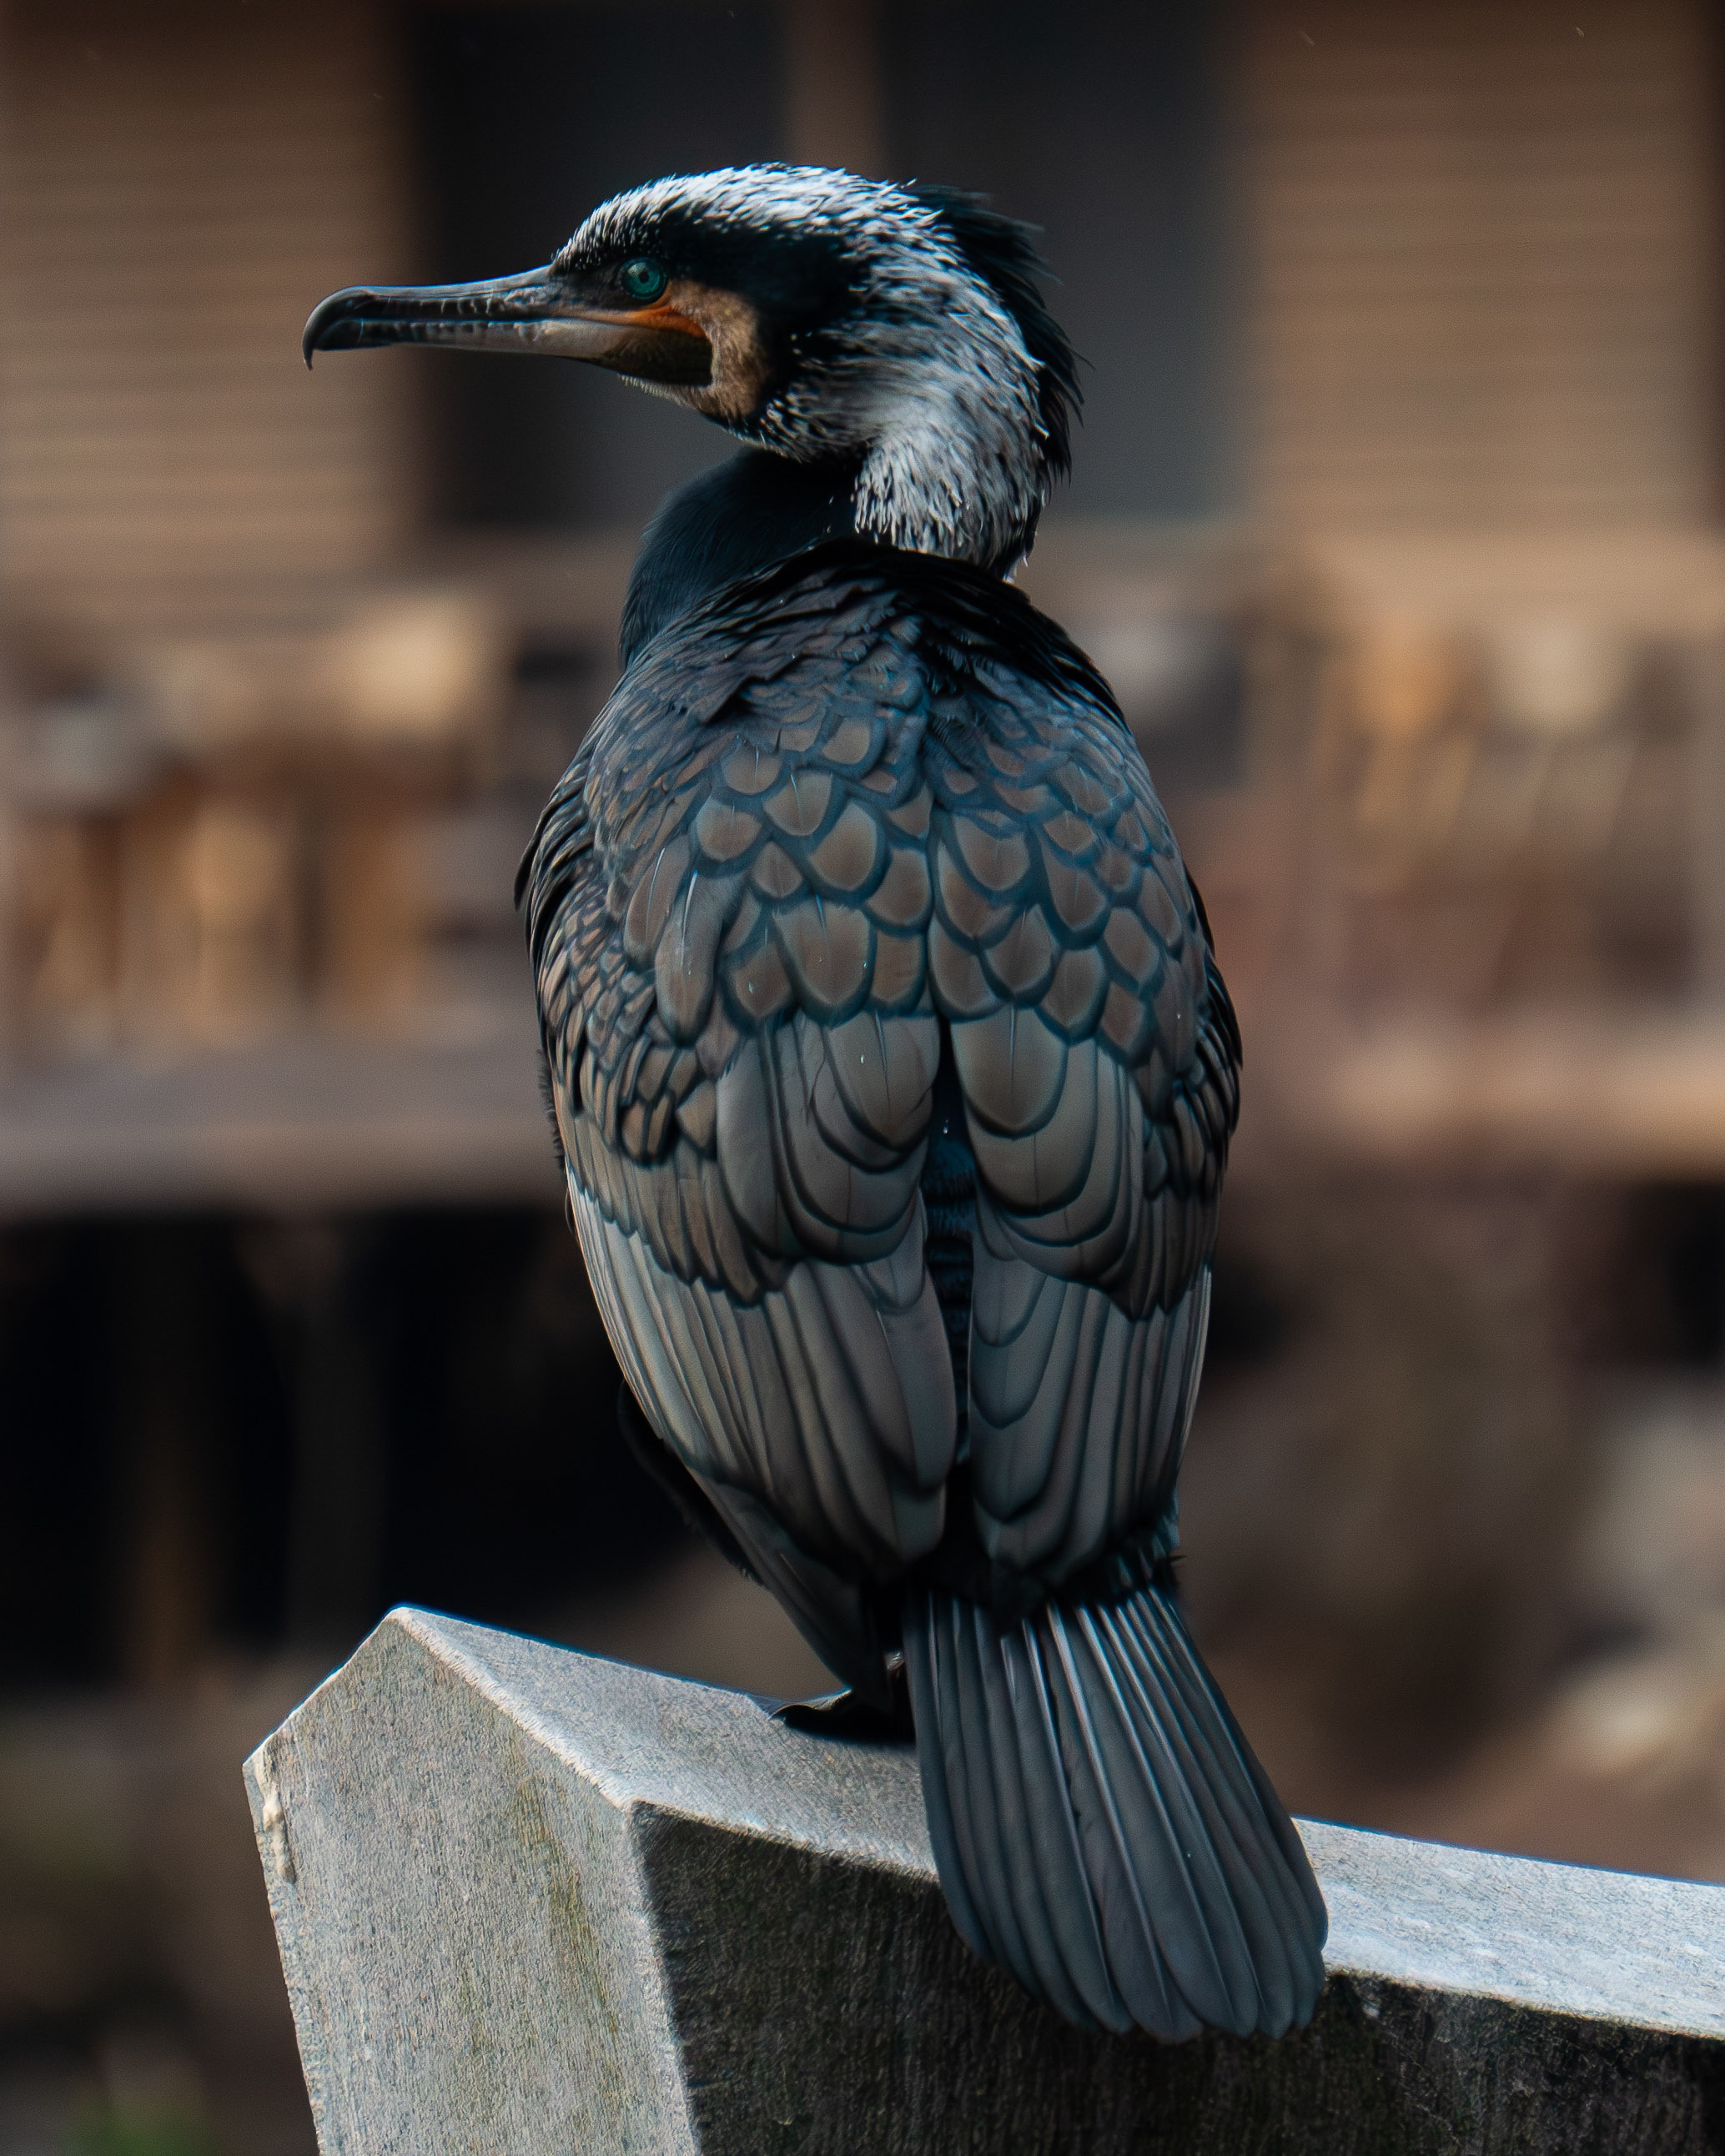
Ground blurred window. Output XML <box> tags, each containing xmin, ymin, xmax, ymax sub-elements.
<box><xmin>410</xmin><ymin>2</ymin><xmax>784</xmax><ymax>528</ymax></box>
<box><xmin>410</xmin><ymin>0</ymin><xmax>1232</xmax><ymax>530</ymax></box>
<box><xmin>882</xmin><ymin>0</ymin><xmax>1233</xmax><ymax>521</ymax></box>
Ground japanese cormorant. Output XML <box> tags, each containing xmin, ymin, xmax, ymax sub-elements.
<box><xmin>305</xmin><ymin>164</ymin><xmax>1327</xmax><ymax>2040</ymax></box>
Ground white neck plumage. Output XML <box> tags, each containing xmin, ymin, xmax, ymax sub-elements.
<box><xmin>761</xmin><ymin>266</ymin><xmax>1051</xmax><ymax>571</ymax></box>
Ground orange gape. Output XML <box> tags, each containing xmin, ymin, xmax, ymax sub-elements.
<box><xmin>620</xmin><ymin>299</ymin><xmax>707</xmax><ymax>342</ymax></box>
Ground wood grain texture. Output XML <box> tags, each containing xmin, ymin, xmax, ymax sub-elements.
<box><xmin>246</xmin><ymin>1611</ymin><xmax>1725</xmax><ymax>2156</ymax></box>
<box><xmin>1242</xmin><ymin>0</ymin><xmax>1721</xmax><ymax>527</ymax></box>
<box><xmin>0</xmin><ymin>0</ymin><xmax>417</xmax><ymax>642</ymax></box>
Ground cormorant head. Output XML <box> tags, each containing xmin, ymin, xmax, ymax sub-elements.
<box><xmin>304</xmin><ymin>164</ymin><xmax>1080</xmax><ymax>572</ymax></box>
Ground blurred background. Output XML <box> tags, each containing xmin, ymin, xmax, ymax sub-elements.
<box><xmin>3</xmin><ymin>0</ymin><xmax>1724</xmax><ymax>2147</ymax></box>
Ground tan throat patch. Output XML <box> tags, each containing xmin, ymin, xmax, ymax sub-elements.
<box><xmin>656</xmin><ymin>280</ymin><xmax>772</xmax><ymax>423</ymax></box>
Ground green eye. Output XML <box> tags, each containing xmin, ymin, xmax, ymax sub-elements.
<box><xmin>619</xmin><ymin>257</ymin><xmax>666</xmax><ymax>301</ymax></box>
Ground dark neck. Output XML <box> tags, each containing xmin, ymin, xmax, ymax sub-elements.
<box><xmin>619</xmin><ymin>450</ymin><xmax>858</xmax><ymax>667</ymax></box>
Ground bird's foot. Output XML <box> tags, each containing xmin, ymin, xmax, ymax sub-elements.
<box><xmin>772</xmin><ymin>1658</ymin><xmax>913</xmax><ymax>1742</ymax></box>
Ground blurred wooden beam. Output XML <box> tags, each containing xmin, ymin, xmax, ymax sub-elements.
<box><xmin>1687</xmin><ymin>639</ymin><xmax>1725</xmax><ymax>1005</ymax></box>
<box><xmin>1275</xmin><ymin>1010</ymin><xmax>1725</xmax><ymax>1177</ymax></box>
<box><xmin>113</xmin><ymin>1224</ymin><xmax>221</xmax><ymax>1688</ymax></box>
<box><xmin>782</xmin><ymin>0</ymin><xmax>884</xmax><ymax>175</ymax></box>
<box><xmin>0</xmin><ymin>1024</ymin><xmax>560</xmax><ymax>1219</ymax></box>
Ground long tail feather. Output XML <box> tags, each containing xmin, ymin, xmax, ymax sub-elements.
<box><xmin>903</xmin><ymin>1580</ymin><xmax>1327</xmax><ymax>2038</ymax></box>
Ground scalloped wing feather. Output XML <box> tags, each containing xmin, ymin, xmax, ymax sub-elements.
<box><xmin>521</xmin><ymin>546</ymin><xmax>1241</xmax><ymax>1681</ymax></box>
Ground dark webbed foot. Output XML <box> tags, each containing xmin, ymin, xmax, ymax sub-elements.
<box><xmin>773</xmin><ymin>1659</ymin><xmax>913</xmax><ymax>1742</ymax></box>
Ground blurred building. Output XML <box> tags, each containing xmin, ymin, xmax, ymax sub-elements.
<box><xmin>5</xmin><ymin>3</ymin><xmax>1725</xmax><ymax>2151</ymax></box>
<box><xmin>3</xmin><ymin>0</ymin><xmax>1721</xmax><ymax>1116</ymax></box>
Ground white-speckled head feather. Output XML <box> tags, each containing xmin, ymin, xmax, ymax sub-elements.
<box><xmin>555</xmin><ymin>165</ymin><xmax>1065</xmax><ymax>570</ymax></box>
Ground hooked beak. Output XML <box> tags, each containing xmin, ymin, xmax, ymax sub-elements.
<box><xmin>302</xmin><ymin>265</ymin><xmax>712</xmax><ymax>385</ymax></box>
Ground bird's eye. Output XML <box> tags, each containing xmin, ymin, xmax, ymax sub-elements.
<box><xmin>619</xmin><ymin>258</ymin><xmax>667</xmax><ymax>302</ymax></box>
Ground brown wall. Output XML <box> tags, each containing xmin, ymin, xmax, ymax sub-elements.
<box><xmin>0</xmin><ymin>0</ymin><xmax>421</xmax><ymax>651</ymax></box>
<box><xmin>1242</xmin><ymin>0</ymin><xmax>1722</xmax><ymax>529</ymax></box>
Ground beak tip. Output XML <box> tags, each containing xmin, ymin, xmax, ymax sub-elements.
<box><xmin>303</xmin><ymin>286</ymin><xmax>364</xmax><ymax>369</ymax></box>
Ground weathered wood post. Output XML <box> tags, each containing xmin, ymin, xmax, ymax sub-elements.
<box><xmin>246</xmin><ymin>1607</ymin><xmax>1725</xmax><ymax>2155</ymax></box>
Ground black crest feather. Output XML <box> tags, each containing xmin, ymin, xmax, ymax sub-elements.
<box><xmin>909</xmin><ymin>185</ymin><xmax>1083</xmax><ymax>479</ymax></box>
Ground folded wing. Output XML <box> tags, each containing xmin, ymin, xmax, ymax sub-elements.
<box><xmin>920</xmin><ymin>683</ymin><xmax>1240</xmax><ymax>1586</ymax></box>
<box><xmin>523</xmin><ymin>567</ymin><xmax>961</xmax><ymax>1697</ymax></box>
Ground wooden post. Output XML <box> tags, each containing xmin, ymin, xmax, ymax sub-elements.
<box><xmin>249</xmin><ymin>1608</ymin><xmax>1725</xmax><ymax>2156</ymax></box>
<box><xmin>1687</xmin><ymin>636</ymin><xmax>1725</xmax><ymax>1005</ymax></box>
<box><xmin>782</xmin><ymin>0</ymin><xmax>886</xmax><ymax>177</ymax></box>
